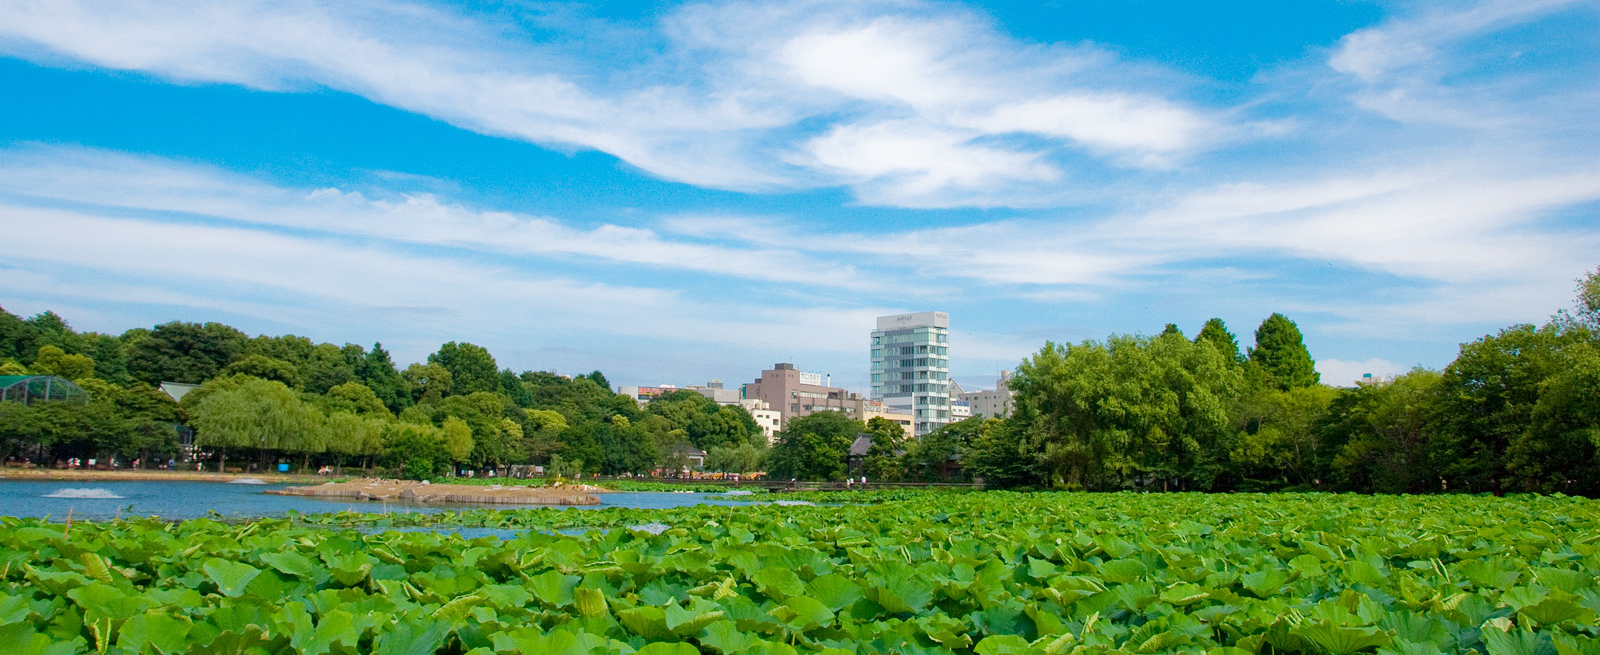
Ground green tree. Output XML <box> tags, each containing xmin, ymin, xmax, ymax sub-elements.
<box><xmin>1001</xmin><ymin>333</ymin><xmax>1243</xmax><ymax>490</ymax></box>
<box><xmin>190</xmin><ymin>377</ymin><xmax>325</xmax><ymax>471</ymax></box>
<box><xmin>324</xmin><ymin>381</ymin><xmax>392</xmax><ymax>418</ymax></box>
<box><xmin>862</xmin><ymin>416</ymin><xmax>906</xmax><ymax>480</ymax></box>
<box><xmin>522</xmin><ymin>409</ymin><xmax>568</xmax><ymax>465</ymax></box>
<box><xmin>1194</xmin><ymin>318</ymin><xmax>1243</xmax><ymax>364</ymax></box>
<box><xmin>585</xmin><ymin>370</ymin><xmax>611</xmax><ymax>390</ymax></box>
<box><xmin>220</xmin><ymin>354</ymin><xmax>300</xmax><ymax>387</ymax></box>
<box><xmin>1320</xmin><ymin>369</ymin><xmax>1445</xmax><ymax>493</ymax></box>
<box><xmin>81</xmin><ymin>332</ymin><xmax>130</xmax><ymax>385</ymax></box>
<box><xmin>902</xmin><ymin>417</ymin><xmax>991</xmax><ymax>482</ymax></box>
<box><xmin>1430</xmin><ymin>324</ymin><xmax>1579</xmax><ymax>493</ymax></box>
<box><xmin>1506</xmin><ymin>339</ymin><xmax>1600</xmax><ymax>494</ymax></box>
<box><xmin>18</xmin><ymin>311</ymin><xmax>86</xmax><ymax>364</ymax></box>
<box><xmin>499</xmin><ymin>369</ymin><xmax>534</xmax><ymax>408</ymax></box>
<box><xmin>126</xmin><ymin>321</ymin><xmax>248</xmax><ymax>385</ymax></box>
<box><xmin>441</xmin><ymin>415</ymin><xmax>474</xmax><ymax>466</ymax></box>
<box><xmin>592</xmin><ymin>414</ymin><xmax>660</xmax><ymax>475</ymax></box>
<box><xmin>1230</xmin><ymin>385</ymin><xmax>1339</xmax><ymax>489</ymax></box>
<box><xmin>356</xmin><ymin>342</ymin><xmax>409</xmax><ymax>414</ymax></box>
<box><xmin>647</xmin><ymin>390</ymin><xmax>763</xmax><ymax>451</ymax></box>
<box><xmin>30</xmin><ymin>345</ymin><xmax>95</xmax><ymax>381</ymax></box>
<box><xmin>382</xmin><ymin>421</ymin><xmax>450</xmax><ymax>480</ymax></box>
<box><xmin>0</xmin><ymin>306</ymin><xmax>25</xmax><ymax>362</ymax></box>
<box><xmin>428</xmin><ymin>342</ymin><xmax>500</xmax><ymax>396</ymax></box>
<box><xmin>403</xmin><ymin>363</ymin><xmax>453</xmax><ymax>404</ymax></box>
<box><xmin>705</xmin><ymin>442</ymin><xmax>766</xmax><ymax>474</ymax></box>
<box><xmin>1247</xmin><ymin>313</ymin><xmax>1319</xmax><ymax>390</ymax></box>
<box><xmin>301</xmin><ymin>343</ymin><xmax>357</xmax><ymax>394</ymax></box>
<box><xmin>1554</xmin><ymin>267</ymin><xmax>1600</xmax><ymax>331</ymax></box>
<box><xmin>767</xmin><ymin>411</ymin><xmax>860</xmax><ymax>481</ymax></box>
<box><xmin>324</xmin><ymin>410</ymin><xmax>387</xmax><ymax>472</ymax></box>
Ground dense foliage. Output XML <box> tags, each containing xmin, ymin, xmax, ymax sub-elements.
<box><xmin>2</xmin><ymin>491</ymin><xmax>1597</xmax><ymax>654</ymax></box>
<box><xmin>956</xmin><ymin>269</ymin><xmax>1600</xmax><ymax>495</ymax></box>
<box><xmin>0</xmin><ymin>307</ymin><xmax>768</xmax><ymax>478</ymax></box>
<box><xmin>2</xmin><ymin>266</ymin><xmax>1596</xmax><ymax>491</ymax></box>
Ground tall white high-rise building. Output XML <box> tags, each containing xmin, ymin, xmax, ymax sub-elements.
<box><xmin>869</xmin><ymin>311</ymin><xmax>950</xmax><ymax>437</ymax></box>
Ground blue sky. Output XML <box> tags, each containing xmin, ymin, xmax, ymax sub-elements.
<box><xmin>1</xmin><ymin>0</ymin><xmax>1597</xmax><ymax>393</ymax></box>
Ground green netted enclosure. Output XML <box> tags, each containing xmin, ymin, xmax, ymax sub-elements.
<box><xmin>0</xmin><ymin>375</ymin><xmax>90</xmax><ymax>405</ymax></box>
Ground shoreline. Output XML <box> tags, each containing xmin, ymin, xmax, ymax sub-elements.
<box><xmin>268</xmin><ymin>478</ymin><xmax>602</xmax><ymax>506</ymax></box>
<box><xmin>0</xmin><ymin>469</ymin><xmax>325</xmax><ymax>484</ymax></box>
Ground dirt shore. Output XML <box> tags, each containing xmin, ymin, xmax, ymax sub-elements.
<box><xmin>266</xmin><ymin>478</ymin><xmax>602</xmax><ymax>506</ymax></box>
<box><xmin>0</xmin><ymin>468</ymin><xmax>324</xmax><ymax>484</ymax></box>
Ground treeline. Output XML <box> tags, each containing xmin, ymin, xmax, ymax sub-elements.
<box><xmin>885</xmin><ymin>268</ymin><xmax>1598</xmax><ymax>495</ymax></box>
<box><xmin>0</xmin><ymin>311</ymin><xmax>768</xmax><ymax>477</ymax></box>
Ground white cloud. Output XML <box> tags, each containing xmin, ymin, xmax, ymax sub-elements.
<box><xmin>0</xmin><ymin>201</ymin><xmax>908</xmax><ymax>382</ymax></box>
<box><xmin>802</xmin><ymin>120</ymin><xmax>1059</xmax><ymax>204</ymax></box>
<box><xmin>0</xmin><ymin>147</ymin><xmax>863</xmax><ymax>289</ymax></box>
<box><xmin>1328</xmin><ymin>0</ymin><xmax>1581</xmax><ymax>81</ymax></box>
<box><xmin>1317</xmin><ymin>358</ymin><xmax>1409</xmax><ymax>387</ymax></box>
<box><xmin>1326</xmin><ymin>0</ymin><xmax>1596</xmax><ymax>127</ymax></box>
<box><xmin>0</xmin><ymin>0</ymin><xmax>1230</xmax><ymax>206</ymax></box>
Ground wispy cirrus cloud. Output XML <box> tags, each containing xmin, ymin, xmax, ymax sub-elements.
<box><xmin>0</xmin><ymin>146</ymin><xmax>863</xmax><ymax>289</ymax></box>
<box><xmin>0</xmin><ymin>0</ymin><xmax>1232</xmax><ymax>206</ymax></box>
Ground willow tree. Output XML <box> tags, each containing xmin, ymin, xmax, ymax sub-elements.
<box><xmin>441</xmin><ymin>416</ymin><xmax>474</xmax><ymax>471</ymax></box>
<box><xmin>325</xmin><ymin>410</ymin><xmax>387</xmax><ymax>473</ymax></box>
<box><xmin>191</xmin><ymin>377</ymin><xmax>324</xmax><ymax>471</ymax></box>
<box><xmin>1000</xmin><ymin>331</ymin><xmax>1243</xmax><ymax>490</ymax></box>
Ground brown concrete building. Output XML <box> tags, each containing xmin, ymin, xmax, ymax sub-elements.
<box><xmin>741</xmin><ymin>363</ymin><xmax>864</xmax><ymax>430</ymax></box>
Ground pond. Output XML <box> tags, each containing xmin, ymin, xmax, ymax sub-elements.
<box><xmin>0</xmin><ymin>480</ymin><xmax>759</xmax><ymax>522</ymax></box>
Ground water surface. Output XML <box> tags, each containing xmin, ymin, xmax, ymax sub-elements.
<box><xmin>0</xmin><ymin>480</ymin><xmax>754</xmax><ymax>522</ymax></box>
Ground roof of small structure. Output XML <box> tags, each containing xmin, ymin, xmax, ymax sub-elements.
<box><xmin>159</xmin><ymin>381</ymin><xmax>201</xmax><ymax>403</ymax></box>
<box><xmin>667</xmin><ymin>442</ymin><xmax>706</xmax><ymax>458</ymax></box>
<box><xmin>849</xmin><ymin>434</ymin><xmax>873</xmax><ymax>457</ymax></box>
<box><xmin>0</xmin><ymin>375</ymin><xmax>90</xmax><ymax>405</ymax></box>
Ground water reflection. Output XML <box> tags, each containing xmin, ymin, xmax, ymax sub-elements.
<box><xmin>0</xmin><ymin>480</ymin><xmax>760</xmax><ymax>522</ymax></box>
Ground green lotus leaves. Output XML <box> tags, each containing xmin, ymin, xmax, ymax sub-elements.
<box><xmin>318</xmin><ymin>551</ymin><xmax>375</xmax><ymax>587</ymax></box>
<box><xmin>2</xmin><ymin>491</ymin><xmax>1598</xmax><ymax>655</ymax></box>
<box><xmin>750</xmin><ymin>567</ymin><xmax>804</xmax><ymax>601</ymax></box>
<box><xmin>768</xmin><ymin>594</ymin><xmax>832</xmax><ymax>631</ymax></box>
<box><xmin>115</xmin><ymin>611</ymin><xmax>192</xmax><ymax>654</ymax></box>
<box><xmin>804</xmin><ymin>574</ymin><xmax>863</xmax><ymax>612</ymax></box>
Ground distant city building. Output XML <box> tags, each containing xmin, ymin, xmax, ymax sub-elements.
<box><xmin>618</xmin><ymin>379</ymin><xmax>740</xmax><ymax>406</ymax></box>
<box><xmin>741</xmin><ymin>363</ymin><xmax>863</xmax><ymax>430</ymax></box>
<box><xmin>738</xmin><ymin>398</ymin><xmax>783</xmax><ymax>443</ymax></box>
<box><xmin>686</xmin><ymin>379</ymin><xmax>741</xmax><ymax>405</ymax></box>
<box><xmin>950</xmin><ymin>398</ymin><xmax>971</xmax><ymax>419</ymax></box>
<box><xmin>870</xmin><ymin>311</ymin><xmax>950</xmax><ymax>437</ymax></box>
<box><xmin>959</xmin><ymin>370</ymin><xmax>1014</xmax><ymax>419</ymax></box>
<box><xmin>1357</xmin><ymin>373</ymin><xmax>1393</xmax><ymax>386</ymax></box>
<box><xmin>617</xmin><ymin>384</ymin><xmax>679</xmax><ymax>405</ymax></box>
<box><xmin>862</xmin><ymin>399</ymin><xmax>913</xmax><ymax>437</ymax></box>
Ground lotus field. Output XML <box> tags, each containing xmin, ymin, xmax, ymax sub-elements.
<box><xmin>3</xmin><ymin>492</ymin><xmax>1598</xmax><ymax>655</ymax></box>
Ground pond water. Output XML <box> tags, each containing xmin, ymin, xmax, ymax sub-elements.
<box><xmin>0</xmin><ymin>481</ymin><xmax>757</xmax><ymax>522</ymax></box>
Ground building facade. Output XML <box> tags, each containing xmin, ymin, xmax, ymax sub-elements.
<box><xmin>862</xmin><ymin>399</ymin><xmax>914</xmax><ymax>438</ymax></box>
<box><xmin>870</xmin><ymin>311</ymin><xmax>950</xmax><ymax>437</ymax></box>
<box><xmin>740</xmin><ymin>398</ymin><xmax>783</xmax><ymax>443</ymax></box>
<box><xmin>960</xmin><ymin>370</ymin><xmax>1014</xmax><ymax>418</ymax></box>
<box><xmin>741</xmin><ymin>363</ymin><xmax>864</xmax><ymax>430</ymax></box>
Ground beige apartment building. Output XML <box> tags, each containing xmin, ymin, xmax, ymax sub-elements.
<box><xmin>741</xmin><ymin>363</ymin><xmax>864</xmax><ymax>430</ymax></box>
